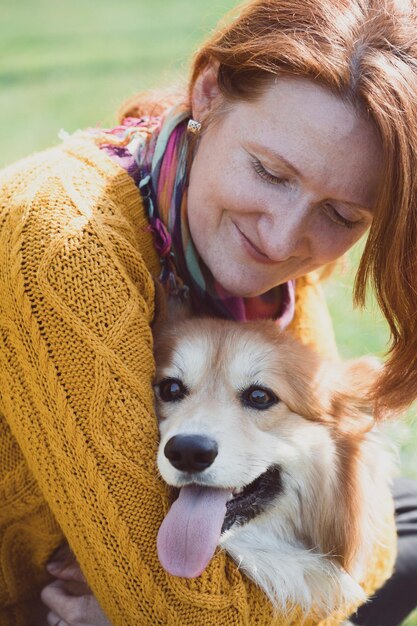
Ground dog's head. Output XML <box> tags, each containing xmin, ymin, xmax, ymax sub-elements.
<box><xmin>154</xmin><ymin>317</ymin><xmax>387</xmax><ymax>580</ymax></box>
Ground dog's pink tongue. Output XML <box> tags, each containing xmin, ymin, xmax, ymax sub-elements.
<box><xmin>157</xmin><ymin>485</ymin><xmax>231</xmax><ymax>578</ymax></box>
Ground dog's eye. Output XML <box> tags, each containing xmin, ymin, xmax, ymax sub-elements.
<box><xmin>157</xmin><ymin>378</ymin><xmax>188</xmax><ymax>402</ymax></box>
<box><xmin>241</xmin><ymin>386</ymin><xmax>278</xmax><ymax>410</ymax></box>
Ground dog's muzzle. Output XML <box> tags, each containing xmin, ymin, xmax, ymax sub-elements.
<box><xmin>157</xmin><ymin>433</ymin><xmax>284</xmax><ymax>579</ymax></box>
<box><xmin>163</xmin><ymin>434</ymin><xmax>284</xmax><ymax>532</ymax></box>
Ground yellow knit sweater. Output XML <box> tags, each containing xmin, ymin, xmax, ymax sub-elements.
<box><xmin>0</xmin><ymin>135</ymin><xmax>396</xmax><ymax>626</ymax></box>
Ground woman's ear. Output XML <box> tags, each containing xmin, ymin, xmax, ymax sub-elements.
<box><xmin>191</xmin><ymin>63</ymin><xmax>222</xmax><ymax>123</ymax></box>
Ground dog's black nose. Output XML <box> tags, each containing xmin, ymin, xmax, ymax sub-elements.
<box><xmin>164</xmin><ymin>435</ymin><xmax>218</xmax><ymax>472</ymax></box>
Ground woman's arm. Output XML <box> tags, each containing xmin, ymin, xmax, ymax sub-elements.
<box><xmin>0</xmin><ymin>137</ymin><xmax>162</xmax><ymax>624</ymax></box>
<box><xmin>0</xmin><ymin>137</ymin><xmax>275</xmax><ymax>626</ymax></box>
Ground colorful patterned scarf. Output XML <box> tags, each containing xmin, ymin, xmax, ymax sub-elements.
<box><xmin>92</xmin><ymin>105</ymin><xmax>295</xmax><ymax>327</ymax></box>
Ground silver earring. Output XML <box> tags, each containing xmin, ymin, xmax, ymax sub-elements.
<box><xmin>187</xmin><ymin>119</ymin><xmax>202</xmax><ymax>134</ymax></box>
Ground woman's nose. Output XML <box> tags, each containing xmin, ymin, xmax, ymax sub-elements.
<box><xmin>258</xmin><ymin>207</ymin><xmax>311</xmax><ymax>261</ymax></box>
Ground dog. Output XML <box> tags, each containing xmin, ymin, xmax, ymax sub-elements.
<box><xmin>154</xmin><ymin>316</ymin><xmax>394</xmax><ymax>621</ymax></box>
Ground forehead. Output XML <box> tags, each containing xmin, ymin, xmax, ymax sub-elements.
<box><xmin>154</xmin><ymin>321</ymin><xmax>327</xmax><ymax>420</ymax></box>
<box><xmin>158</xmin><ymin>330</ymin><xmax>276</xmax><ymax>386</ymax></box>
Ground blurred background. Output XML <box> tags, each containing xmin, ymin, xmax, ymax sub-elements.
<box><xmin>1</xmin><ymin>0</ymin><xmax>415</xmax><ymax>623</ymax></box>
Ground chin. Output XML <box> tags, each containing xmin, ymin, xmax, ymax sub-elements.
<box><xmin>208</xmin><ymin>256</ymin><xmax>304</xmax><ymax>297</ymax></box>
<box><xmin>154</xmin><ymin>316</ymin><xmax>395</xmax><ymax>622</ymax></box>
<box><xmin>210</xmin><ymin>266</ymin><xmax>281</xmax><ymax>298</ymax></box>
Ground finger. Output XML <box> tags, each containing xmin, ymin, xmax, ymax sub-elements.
<box><xmin>46</xmin><ymin>559</ymin><xmax>88</xmax><ymax>584</ymax></box>
<box><xmin>42</xmin><ymin>580</ymin><xmax>70</xmax><ymax>616</ymax></box>
<box><xmin>55</xmin><ymin>579</ymin><xmax>90</xmax><ymax>598</ymax></box>
<box><xmin>41</xmin><ymin>580</ymin><xmax>87</xmax><ymax>614</ymax></box>
<box><xmin>41</xmin><ymin>581</ymin><xmax>112</xmax><ymax>626</ymax></box>
<box><xmin>47</xmin><ymin>543</ymin><xmax>88</xmax><ymax>584</ymax></box>
<box><xmin>42</xmin><ymin>582</ymin><xmax>83</xmax><ymax>624</ymax></box>
<box><xmin>46</xmin><ymin>611</ymin><xmax>66</xmax><ymax>626</ymax></box>
<box><xmin>50</xmin><ymin>544</ymin><xmax>74</xmax><ymax>563</ymax></box>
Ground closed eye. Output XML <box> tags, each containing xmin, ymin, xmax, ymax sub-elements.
<box><xmin>250</xmin><ymin>157</ymin><xmax>290</xmax><ymax>186</ymax></box>
<box><xmin>323</xmin><ymin>202</ymin><xmax>362</xmax><ymax>230</ymax></box>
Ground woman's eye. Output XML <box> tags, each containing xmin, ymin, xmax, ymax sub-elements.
<box><xmin>251</xmin><ymin>157</ymin><xmax>289</xmax><ymax>186</ymax></box>
<box><xmin>241</xmin><ymin>386</ymin><xmax>279</xmax><ymax>410</ymax></box>
<box><xmin>323</xmin><ymin>203</ymin><xmax>359</xmax><ymax>230</ymax></box>
<box><xmin>157</xmin><ymin>378</ymin><xmax>188</xmax><ymax>402</ymax></box>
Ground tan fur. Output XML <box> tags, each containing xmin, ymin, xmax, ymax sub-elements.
<box><xmin>154</xmin><ymin>317</ymin><xmax>393</xmax><ymax>617</ymax></box>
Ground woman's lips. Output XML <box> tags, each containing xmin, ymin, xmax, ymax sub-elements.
<box><xmin>233</xmin><ymin>222</ymin><xmax>277</xmax><ymax>265</ymax></box>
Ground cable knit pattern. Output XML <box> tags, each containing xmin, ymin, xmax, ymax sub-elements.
<box><xmin>0</xmin><ymin>135</ymin><xmax>396</xmax><ymax>625</ymax></box>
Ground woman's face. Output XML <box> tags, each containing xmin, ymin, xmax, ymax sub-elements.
<box><xmin>187</xmin><ymin>74</ymin><xmax>383</xmax><ymax>297</ymax></box>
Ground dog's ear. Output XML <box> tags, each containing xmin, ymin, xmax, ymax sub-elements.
<box><xmin>307</xmin><ymin>357</ymin><xmax>389</xmax><ymax>571</ymax></box>
<box><xmin>326</xmin><ymin>356</ymin><xmax>383</xmax><ymax>434</ymax></box>
<box><xmin>165</xmin><ymin>292</ymin><xmax>192</xmax><ymax>323</ymax></box>
<box><xmin>305</xmin><ymin>433</ymin><xmax>365</xmax><ymax>574</ymax></box>
<box><xmin>151</xmin><ymin>278</ymin><xmax>191</xmax><ymax>335</ymax></box>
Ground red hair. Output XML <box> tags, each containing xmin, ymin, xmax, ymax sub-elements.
<box><xmin>122</xmin><ymin>0</ymin><xmax>417</xmax><ymax>413</ymax></box>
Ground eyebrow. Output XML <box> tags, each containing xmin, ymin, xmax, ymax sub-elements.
<box><xmin>253</xmin><ymin>144</ymin><xmax>374</xmax><ymax>213</ymax></box>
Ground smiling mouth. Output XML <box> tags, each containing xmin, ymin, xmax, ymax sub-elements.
<box><xmin>241</xmin><ymin>230</ymin><xmax>266</xmax><ymax>256</ymax></box>
<box><xmin>222</xmin><ymin>464</ymin><xmax>283</xmax><ymax>533</ymax></box>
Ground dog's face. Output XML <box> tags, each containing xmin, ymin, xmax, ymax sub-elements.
<box><xmin>154</xmin><ymin>317</ymin><xmax>380</xmax><ymax>580</ymax></box>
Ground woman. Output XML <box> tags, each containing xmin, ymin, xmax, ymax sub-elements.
<box><xmin>1</xmin><ymin>0</ymin><xmax>416</xmax><ymax>625</ymax></box>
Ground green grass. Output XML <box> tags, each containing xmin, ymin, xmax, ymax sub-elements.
<box><xmin>0</xmin><ymin>0</ymin><xmax>238</xmax><ymax>166</ymax></box>
<box><xmin>1</xmin><ymin>1</ymin><xmax>416</xmax><ymax>623</ymax></box>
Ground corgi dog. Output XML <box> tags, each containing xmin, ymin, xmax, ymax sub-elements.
<box><xmin>154</xmin><ymin>317</ymin><xmax>394</xmax><ymax>621</ymax></box>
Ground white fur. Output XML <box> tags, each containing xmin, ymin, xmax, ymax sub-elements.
<box><xmin>155</xmin><ymin>321</ymin><xmax>394</xmax><ymax>620</ymax></box>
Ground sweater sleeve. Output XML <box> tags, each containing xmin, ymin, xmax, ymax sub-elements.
<box><xmin>0</xmin><ymin>138</ymin><xmax>278</xmax><ymax>626</ymax></box>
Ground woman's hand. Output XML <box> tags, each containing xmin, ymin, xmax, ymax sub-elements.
<box><xmin>41</xmin><ymin>545</ymin><xmax>112</xmax><ymax>626</ymax></box>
